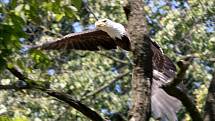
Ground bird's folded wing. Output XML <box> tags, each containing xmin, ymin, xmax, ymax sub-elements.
<box><xmin>31</xmin><ymin>29</ymin><xmax>117</xmax><ymax>51</ymax></box>
<box><xmin>150</xmin><ymin>39</ymin><xmax>176</xmax><ymax>75</ymax></box>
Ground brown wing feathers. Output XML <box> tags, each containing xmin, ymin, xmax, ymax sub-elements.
<box><xmin>31</xmin><ymin>23</ymin><xmax>180</xmax><ymax>120</ymax></box>
<box><xmin>32</xmin><ymin>29</ymin><xmax>175</xmax><ymax>74</ymax></box>
<box><xmin>33</xmin><ymin>29</ymin><xmax>117</xmax><ymax>51</ymax></box>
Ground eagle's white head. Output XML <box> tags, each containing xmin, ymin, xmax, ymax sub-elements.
<box><xmin>95</xmin><ymin>18</ymin><xmax>126</xmax><ymax>39</ymax></box>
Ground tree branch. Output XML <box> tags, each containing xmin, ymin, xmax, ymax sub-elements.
<box><xmin>165</xmin><ymin>57</ymin><xmax>193</xmax><ymax>87</ymax></box>
<box><xmin>0</xmin><ymin>83</ymin><xmax>30</xmax><ymax>90</ymax></box>
<box><xmin>82</xmin><ymin>72</ymin><xmax>130</xmax><ymax>100</ymax></box>
<box><xmin>82</xmin><ymin>0</ymin><xmax>98</xmax><ymax>20</ymax></box>
<box><xmin>46</xmin><ymin>90</ymin><xmax>104</xmax><ymax>121</ymax></box>
<box><xmin>5</xmin><ymin>66</ymin><xmax>105</xmax><ymax>121</ymax></box>
<box><xmin>162</xmin><ymin>57</ymin><xmax>203</xmax><ymax>121</ymax></box>
<box><xmin>7</xmin><ymin>67</ymin><xmax>27</xmax><ymax>81</ymax></box>
<box><xmin>96</xmin><ymin>52</ymin><xmax>129</xmax><ymax>65</ymax></box>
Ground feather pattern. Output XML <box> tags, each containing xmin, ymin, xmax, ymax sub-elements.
<box><xmin>31</xmin><ymin>19</ymin><xmax>181</xmax><ymax>121</ymax></box>
<box><xmin>32</xmin><ymin>29</ymin><xmax>117</xmax><ymax>51</ymax></box>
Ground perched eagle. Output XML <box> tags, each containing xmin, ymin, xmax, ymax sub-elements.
<box><xmin>32</xmin><ymin>19</ymin><xmax>181</xmax><ymax>121</ymax></box>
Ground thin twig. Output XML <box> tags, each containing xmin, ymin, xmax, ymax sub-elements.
<box><xmin>82</xmin><ymin>72</ymin><xmax>130</xmax><ymax>100</ymax></box>
<box><xmin>83</xmin><ymin>0</ymin><xmax>98</xmax><ymax>20</ymax></box>
<box><xmin>96</xmin><ymin>52</ymin><xmax>129</xmax><ymax>64</ymax></box>
<box><xmin>39</xmin><ymin>25</ymin><xmax>63</xmax><ymax>37</ymax></box>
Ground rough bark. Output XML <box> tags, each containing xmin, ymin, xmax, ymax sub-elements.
<box><xmin>128</xmin><ymin>0</ymin><xmax>152</xmax><ymax>121</ymax></box>
<box><xmin>204</xmin><ymin>71</ymin><xmax>215</xmax><ymax>121</ymax></box>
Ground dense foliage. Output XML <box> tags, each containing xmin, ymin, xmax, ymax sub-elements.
<box><xmin>0</xmin><ymin>0</ymin><xmax>214</xmax><ymax>120</ymax></box>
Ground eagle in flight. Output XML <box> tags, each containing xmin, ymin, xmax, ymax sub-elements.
<box><xmin>33</xmin><ymin>19</ymin><xmax>182</xmax><ymax>121</ymax></box>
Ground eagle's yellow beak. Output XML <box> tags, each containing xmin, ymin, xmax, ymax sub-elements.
<box><xmin>95</xmin><ymin>21</ymin><xmax>105</xmax><ymax>28</ymax></box>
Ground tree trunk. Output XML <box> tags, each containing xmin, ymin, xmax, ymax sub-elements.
<box><xmin>128</xmin><ymin>0</ymin><xmax>153</xmax><ymax>121</ymax></box>
<box><xmin>204</xmin><ymin>71</ymin><xmax>215</xmax><ymax>121</ymax></box>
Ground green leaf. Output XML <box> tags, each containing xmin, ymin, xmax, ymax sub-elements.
<box><xmin>13</xmin><ymin>116</ymin><xmax>29</xmax><ymax>121</ymax></box>
<box><xmin>10</xmin><ymin>13</ymin><xmax>26</xmax><ymax>28</ymax></box>
<box><xmin>67</xmin><ymin>5</ymin><xmax>78</xmax><ymax>12</ymax></box>
<box><xmin>72</xmin><ymin>0</ymin><xmax>82</xmax><ymax>10</ymax></box>
<box><xmin>42</xmin><ymin>2</ymin><xmax>53</xmax><ymax>11</ymax></box>
<box><xmin>0</xmin><ymin>116</ymin><xmax>11</xmax><ymax>121</ymax></box>
<box><xmin>64</xmin><ymin>6</ymin><xmax>80</xmax><ymax>20</ymax></box>
<box><xmin>55</xmin><ymin>13</ymin><xmax>65</xmax><ymax>22</ymax></box>
<box><xmin>30</xmin><ymin>50</ymin><xmax>51</xmax><ymax>69</ymax></box>
<box><xmin>14</xmin><ymin>4</ymin><xmax>24</xmax><ymax>13</ymax></box>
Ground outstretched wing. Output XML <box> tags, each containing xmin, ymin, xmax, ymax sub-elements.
<box><xmin>32</xmin><ymin>29</ymin><xmax>117</xmax><ymax>51</ymax></box>
<box><xmin>32</xmin><ymin>28</ymin><xmax>180</xmax><ymax>120</ymax></box>
<box><xmin>32</xmin><ymin>29</ymin><xmax>175</xmax><ymax>74</ymax></box>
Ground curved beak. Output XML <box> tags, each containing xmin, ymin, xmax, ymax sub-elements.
<box><xmin>95</xmin><ymin>21</ymin><xmax>105</xmax><ymax>28</ymax></box>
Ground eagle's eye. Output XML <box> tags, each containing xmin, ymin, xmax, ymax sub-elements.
<box><xmin>102</xmin><ymin>20</ymin><xmax>107</xmax><ymax>22</ymax></box>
